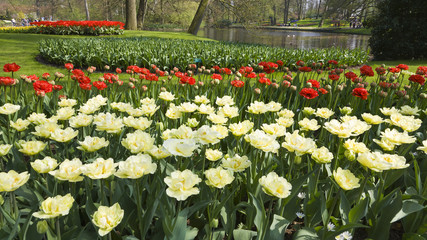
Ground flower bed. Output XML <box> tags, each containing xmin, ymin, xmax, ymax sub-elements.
<box><xmin>0</xmin><ymin>26</ymin><xmax>37</xmax><ymax>33</ymax></box>
<box><xmin>0</xmin><ymin>62</ymin><xmax>426</xmax><ymax>239</ymax></box>
<box><xmin>38</xmin><ymin>37</ymin><xmax>370</xmax><ymax>70</ymax></box>
<box><xmin>29</xmin><ymin>20</ymin><xmax>124</xmax><ymax>35</ymax></box>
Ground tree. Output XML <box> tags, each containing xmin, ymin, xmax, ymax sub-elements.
<box><xmin>84</xmin><ymin>0</ymin><xmax>90</xmax><ymax>20</ymax></box>
<box><xmin>283</xmin><ymin>0</ymin><xmax>291</xmax><ymax>24</ymax></box>
<box><xmin>187</xmin><ymin>0</ymin><xmax>211</xmax><ymax>35</ymax></box>
<box><xmin>136</xmin><ymin>0</ymin><xmax>148</xmax><ymax>29</ymax></box>
<box><xmin>126</xmin><ymin>0</ymin><xmax>137</xmax><ymax>30</ymax></box>
<box><xmin>368</xmin><ymin>0</ymin><xmax>427</xmax><ymax>59</ymax></box>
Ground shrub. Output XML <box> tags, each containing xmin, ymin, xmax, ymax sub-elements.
<box><xmin>368</xmin><ymin>0</ymin><xmax>427</xmax><ymax>60</ymax></box>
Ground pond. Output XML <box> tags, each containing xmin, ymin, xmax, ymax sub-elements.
<box><xmin>197</xmin><ymin>27</ymin><xmax>370</xmax><ymax>50</ymax></box>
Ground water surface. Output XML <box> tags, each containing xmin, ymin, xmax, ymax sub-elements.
<box><xmin>198</xmin><ymin>27</ymin><xmax>369</xmax><ymax>49</ymax></box>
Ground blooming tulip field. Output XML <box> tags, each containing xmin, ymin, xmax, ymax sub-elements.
<box><xmin>0</xmin><ymin>61</ymin><xmax>426</xmax><ymax>240</ymax></box>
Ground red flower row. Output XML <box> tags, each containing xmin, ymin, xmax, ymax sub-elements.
<box><xmin>30</xmin><ymin>21</ymin><xmax>125</xmax><ymax>29</ymax></box>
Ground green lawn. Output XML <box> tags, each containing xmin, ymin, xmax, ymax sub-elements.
<box><xmin>0</xmin><ymin>31</ymin><xmax>426</xmax><ymax>81</ymax></box>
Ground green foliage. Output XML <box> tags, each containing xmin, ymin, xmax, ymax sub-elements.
<box><xmin>368</xmin><ymin>0</ymin><xmax>427</xmax><ymax>60</ymax></box>
<box><xmin>38</xmin><ymin>37</ymin><xmax>369</xmax><ymax>70</ymax></box>
<box><xmin>33</xmin><ymin>25</ymin><xmax>124</xmax><ymax>36</ymax></box>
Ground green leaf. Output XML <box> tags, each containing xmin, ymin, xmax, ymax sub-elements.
<box><xmin>391</xmin><ymin>199</ymin><xmax>425</xmax><ymax>223</ymax></box>
<box><xmin>233</xmin><ymin>229</ymin><xmax>257</xmax><ymax>240</ymax></box>
<box><xmin>370</xmin><ymin>191</ymin><xmax>402</xmax><ymax>239</ymax></box>
<box><xmin>348</xmin><ymin>198</ymin><xmax>369</xmax><ymax>224</ymax></box>
<box><xmin>293</xmin><ymin>227</ymin><xmax>319</xmax><ymax>240</ymax></box>
<box><xmin>265</xmin><ymin>214</ymin><xmax>290</xmax><ymax>240</ymax></box>
<box><xmin>249</xmin><ymin>193</ymin><xmax>265</xmax><ymax>232</ymax></box>
<box><xmin>339</xmin><ymin>191</ymin><xmax>350</xmax><ymax>225</ymax></box>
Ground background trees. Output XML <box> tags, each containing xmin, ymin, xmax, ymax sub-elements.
<box><xmin>367</xmin><ymin>0</ymin><xmax>427</xmax><ymax>60</ymax></box>
<box><xmin>0</xmin><ymin>0</ymin><xmax>379</xmax><ymax>32</ymax></box>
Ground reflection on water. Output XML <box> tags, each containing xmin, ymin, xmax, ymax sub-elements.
<box><xmin>197</xmin><ymin>27</ymin><xmax>370</xmax><ymax>50</ymax></box>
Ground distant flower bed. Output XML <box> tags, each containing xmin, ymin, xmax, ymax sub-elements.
<box><xmin>0</xmin><ymin>26</ymin><xmax>37</xmax><ymax>33</ymax></box>
<box><xmin>29</xmin><ymin>20</ymin><xmax>125</xmax><ymax>35</ymax></box>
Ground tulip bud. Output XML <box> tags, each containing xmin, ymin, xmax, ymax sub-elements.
<box><xmin>167</xmin><ymin>76</ymin><xmax>172</xmax><ymax>81</ymax></box>
<box><xmin>344</xmin><ymin>150</ymin><xmax>356</xmax><ymax>161</ymax></box>
<box><xmin>321</xmin><ymin>77</ymin><xmax>326</xmax><ymax>81</ymax></box>
<box><xmin>290</xmin><ymin>85</ymin><xmax>297</xmax><ymax>91</ymax></box>
<box><xmin>272</xmin><ymin>82</ymin><xmax>279</xmax><ymax>89</ymax></box>
<box><xmin>37</xmin><ymin>220</ymin><xmax>49</xmax><ymax>234</ymax></box>
<box><xmin>160</xmin><ymin>87</ymin><xmax>166</xmax><ymax>92</ymax></box>
<box><xmin>396</xmin><ymin>90</ymin><xmax>406</xmax><ymax>97</ymax></box>
<box><xmin>214</xmin><ymin>79</ymin><xmax>220</xmax><ymax>85</ymax></box>
<box><xmin>340</xmin><ymin>106</ymin><xmax>352</xmax><ymax>115</ymax></box>
<box><xmin>142</xmin><ymin>85</ymin><xmax>148</xmax><ymax>91</ymax></box>
<box><xmin>162</xmin><ymin>79</ymin><xmax>166</xmax><ymax>83</ymax></box>
<box><xmin>294</xmin><ymin>156</ymin><xmax>302</xmax><ymax>164</ymax></box>
<box><xmin>420</xmin><ymin>93</ymin><xmax>427</xmax><ymax>99</ymax></box>
<box><xmin>198</xmin><ymin>68</ymin><xmax>203</xmax><ymax>73</ymax></box>
<box><xmin>404</xmin><ymin>95</ymin><xmax>409</xmax><ymax>100</ymax></box>
<box><xmin>254</xmin><ymin>88</ymin><xmax>261</xmax><ymax>94</ymax></box>
<box><xmin>391</xmin><ymin>83</ymin><xmax>400</xmax><ymax>89</ymax></box>
<box><xmin>379</xmin><ymin>90</ymin><xmax>388</xmax><ymax>98</ymax></box>
<box><xmin>173</xmin><ymin>67</ymin><xmax>179</xmax><ymax>72</ymax></box>
<box><xmin>404</xmin><ymin>85</ymin><xmax>411</xmax><ymax>90</ymax></box>
<box><xmin>48</xmin><ymin>80</ymin><xmax>55</xmax><ymax>85</ymax></box>
<box><xmin>186</xmin><ymin>118</ymin><xmax>199</xmax><ymax>128</ymax></box>
<box><xmin>370</xmin><ymin>82</ymin><xmax>377</xmax><ymax>88</ymax></box>
<box><xmin>337</xmin><ymin>85</ymin><xmax>344</xmax><ymax>91</ymax></box>
<box><xmin>14</xmin><ymin>79</ymin><xmax>19</xmax><ymax>84</ymax></box>
<box><xmin>128</xmin><ymin>82</ymin><xmax>135</xmax><ymax>89</ymax></box>
<box><xmin>306</xmin><ymin>82</ymin><xmax>312</xmax><ymax>88</ymax></box>
<box><xmin>389</xmin><ymin>75</ymin><xmax>396</xmax><ymax>82</ymax></box>
<box><xmin>155</xmin><ymin>122</ymin><xmax>164</xmax><ymax>132</ymax></box>
<box><xmin>198</xmin><ymin>81</ymin><xmax>204</xmax><ymax>86</ymax></box>
<box><xmin>380</xmin><ymin>64</ymin><xmax>386</xmax><ymax>68</ymax></box>
<box><xmin>380</xmin><ymin>75</ymin><xmax>387</xmax><ymax>81</ymax></box>
<box><xmin>205</xmin><ymin>69</ymin><xmax>211</xmax><ymax>74</ymax></box>
<box><xmin>282</xmin><ymin>80</ymin><xmax>291</xmax><ymax>87</ymax></box>
<box><xmin>104</xmin><ymin>65</ymin><xmax>110</xmax><ymax>70</ymax></box>
<box><xmin>194</xmin><ymin>85</ymin><xmax>199</xmax><ymax>90</ymax></box>
<box><xmin>236</xmin><ymin>72</ymin><xmax>242</xmax><ymax>78</ymax></box>
<box><xmin>211</xmin><ymin>218</ymin><xmax>219</xmax><ymax>228</ymax></box>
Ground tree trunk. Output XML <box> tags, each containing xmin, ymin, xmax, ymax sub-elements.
<box><xmin>297</xmin><ymin>0</ymin><xmax>303</xmax><ymax>20</ymax></box>
<box><xmin>318</xmin><ymin>1</ymin><xmax>328</xmax><ymax>27</ymax></box>
<box><xmin>316</xmin><ymin>0</ymin><xmax>322</xmax><ymax>19</ymax></box>
<box><xmin>187</xmin><ymin>0</ymin><xmax>211</xmax><ymax>35</ymax></box>
<box><xmin>137</xmin><ymin>0</ymin><xmax>148</xmax><ymax>29</ymax></box>
<box><xmin>84</xmin><ymin>0</ymin><xmax>90</xmax><ymax>20</ymax></box>
<box><xmin>67</xmin><ymin>0</ymin><xmax>74</xmax><ymax>18</ymax></box>
<box><xmin>35</xmin><ymin>0</ymin><xmax>40</xmax><ymax>19</ymax></box>
<box><xmin>283</xmin><ymin>0</ymin><xmax>290</xmax><ymax>25</ymax></box>
<box><xmin>126</xmin><ymin>0</ymin><xmax>137</xmax><ymax>30</ymax></box>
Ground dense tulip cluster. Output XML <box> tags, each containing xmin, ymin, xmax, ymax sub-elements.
<box><xmin>0</xmin><ymin>61</ymin><xmax>426</xmax><ymax>239</ymax></box>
